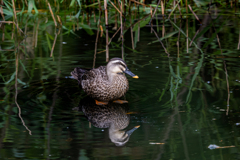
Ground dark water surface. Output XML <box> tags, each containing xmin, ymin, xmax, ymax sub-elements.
<box><xmin>1</xmin><ymin>14</ymin><xmax>240</xmax><ymax>160</ymax></box>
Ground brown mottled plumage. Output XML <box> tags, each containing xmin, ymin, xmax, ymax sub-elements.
<box><xmin>71</xmin><ymin>58</ymin><xmax>138</xmax><ymax>102</ymax></box>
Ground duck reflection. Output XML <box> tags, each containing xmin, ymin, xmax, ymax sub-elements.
<box><xmin>79</xmin><ymin>97</ymin><xmax>140</xmax><ymax>146</ymax></box>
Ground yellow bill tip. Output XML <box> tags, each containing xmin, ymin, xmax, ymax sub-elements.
<box><xmin>132</xmin><ymin>75</ymin><xmax>139</xmax><ymax>79</ymax></box>
<box><xmin>135</xmin><ymin>125</ymin><xmax>140</xmax><ymax>128</ymax></box>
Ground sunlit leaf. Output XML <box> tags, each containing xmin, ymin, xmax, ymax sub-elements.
<box><xmin>85</xmin><ymin>2</ymin><xmax>99</xmax><ymax>7</ymax></box>
<box><xmin>70</xmin><ymin>0</ymin><xmax>76</xmax><ymax>7</ymax></box>
<box><xmin>28</xmin><ymin>0</ymin><xmax>39</xmax><ymax>14</ymax></box>
<box><xmin>77</xmin><ymin>0</ymin><xmax>82</xmax><ymax>7</ymax></box>
<box><xmin>2</xmin><ymin>8</ymin><xmax>13</xmax><ymax>16</ymax></box>
<box><xmin>79</xmin><ymin>24</ymin><xmax>94</xmax><ymax>35</ymax></box>
<box><xmin>75</xmin><ymin>9</ymin><xmax>81</xmax><ymax>18</ymax></box>
<box><xmin>3</xmin><ymin>0</ymin><xmax>13</xmax><ymax>13</ymax></box>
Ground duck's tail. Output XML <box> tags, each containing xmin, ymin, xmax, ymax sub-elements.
<box><xmin>71</xmin><ymin>67</ymin><xmax>89</xmax><ymax>85</ymax></box>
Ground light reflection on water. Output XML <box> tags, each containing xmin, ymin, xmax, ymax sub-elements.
<box><xmin>1</xmin><ymin>15</ymin><xmax>240</xmax><ymax>160</ymax></box>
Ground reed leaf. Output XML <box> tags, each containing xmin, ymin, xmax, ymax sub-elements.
<box><xmin>148</xmin><ymin>31</ymin><xmax>178</xmax><ymax>45</ymax></box>
<box><xmin>194</xmin><ymin>15</ymin><xmax>221</xmax><ymax>42</ymax></box>
<box><xmin>70</xmin><ymin>0</ymin><xmax>76</xmax><ymax>7</ymax></box>
<box><xmin>19</xmin><ymin>59</ymin><xmax>30</xmax><ymax>77</ymax></box>
<box><xmin>202</xmin><ymin>18</ymin><xmax>228</xmax><ymax>49</ymax></box>
<box><xmin>28</xmin><ymin>0</ymin><xmax>39</xmax><ymax>14</ymax></box>
<box><xmin>133</xmin><ymin>17</ymin><xmax>151</xmax><ymax>32</ymax></box>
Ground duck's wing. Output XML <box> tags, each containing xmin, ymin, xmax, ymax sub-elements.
<box><xmin>87</xmin><ymin>66</ymin><xmax>107</xmax><ymax>80</ymax></box>
<box><xmin>71</xmin><ymin>66</ymin><xmax>107</xmax><ymax>83</ymax></box>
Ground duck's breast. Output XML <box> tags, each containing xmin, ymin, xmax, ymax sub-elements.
<box><xmin>107</xmin><ymin>75</ymin><xmax>129</xmax><ymax>100</ymax></box>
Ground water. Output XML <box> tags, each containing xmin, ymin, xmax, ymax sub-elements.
<box><xmin>1</xmin><ymin>13</ymin><xmax>240</xmax><ymax>160</ymax></box>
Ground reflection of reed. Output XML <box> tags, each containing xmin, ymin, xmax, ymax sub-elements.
<box><xmin>162</xmin><ymin>19</ymin><xmax>165</xmax><ymax>38</ymax></box>
<box><xmin>155</xmin><ymin>61</ymin><xmax>196</xmax><ymax>160</ymax></box>
<box><xmin>47</xmin><ymin>91</ymin><xmax>57</xmax><ymax>160</ymax></box>
<box><xmin>208</xmin><ymin>13</ymin><xmax>230</xmax><ymax>115</ymax></box>
<box><xmin>189</xmin><ymin>29</ymin><xmax>199</xmax><ymax>47</ymax></box>
<box><xmin>50</xmin><ymin>28</ymin><xmax>61</xmax><ymax>57</ymax></box>
<box><xmin>177</xmin><ymin>21</ymin><xmax>182</xmax><ymax>58</ymax></box>
<box><xmin>0</xmin><ymin>117</ymin><xmax>7</xmax><ymax>149</ymax></box>
<box><xmin>238</xmin><ymin>28</ymin><xmax>240</xmax><ymax>50</ymax></box>
<box><xmin>15</xmin><ymin>52</ymin><xmax>32</xmax><ymax>135</ymax></box>
<box><xmin>47</xmin><ymin>33</ymin><xmax>62</xmax><ymax>159</ymax></box>
<box><xmin>225</xmin><ymin>62</ymin><xmax>230</xmax><ymax>115</ymax></box>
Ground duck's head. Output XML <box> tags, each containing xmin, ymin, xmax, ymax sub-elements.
<box><xmin>109</xmin><ymin>125</ymin><xmax>140</xmax><ymax>146</ymax></box>
<box><xmin>107</xmin><ymin>58</ymin><xmax>139</xmax><ymax>81</ymax></box>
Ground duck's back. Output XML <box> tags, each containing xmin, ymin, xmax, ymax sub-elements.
<box><xmin>71</xmin><ymin>66</ymin><xmax>129</xmax><ymax>101</ymax></box>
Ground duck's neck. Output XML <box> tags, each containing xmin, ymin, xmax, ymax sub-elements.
<box><xmin>107</xmin><ymin>72</ymin><xmax>117</xmax><ymax>83</ymax></box>
<box><xmin>109</xmin><ymin>125</ymin><xmax>126</xmax><ymax>140</ymax></box>
<box><xmin>109</xmin><ymin>125</ymin><xmax>129</xmax><ymax>146</ymax></box>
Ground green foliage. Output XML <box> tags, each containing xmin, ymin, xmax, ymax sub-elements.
<box><xmin>1</xmin><ymin>0</ymin><xmax>240</xmax><ymax>159</ymax></box>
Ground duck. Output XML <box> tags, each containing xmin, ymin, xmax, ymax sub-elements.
<box><xmin>71</xmin><ymin>58</ymin><xmax>138</xmax><ymax>105</ymax></box>
<box><xmin>79</xmin><ymin>97</ymin><xmax>140</xmax><ymax>146</ymax></box>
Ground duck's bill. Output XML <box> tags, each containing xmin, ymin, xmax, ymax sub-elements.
<box><xmin>126</xmin><ymin>125</ymin><xmax>140</xmax><ymax>136</ymax></box>
<box><xmin>124</xmin><ymin>69</ymin><xmax>139</xmax><ymax>79</ymax></box>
